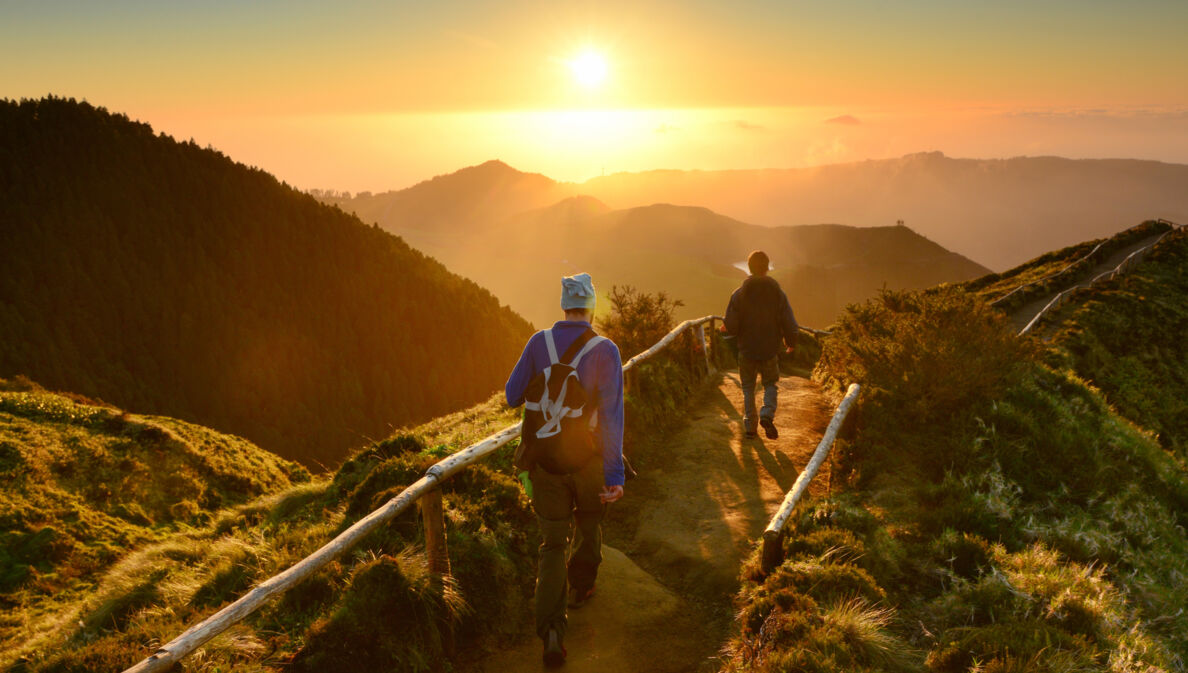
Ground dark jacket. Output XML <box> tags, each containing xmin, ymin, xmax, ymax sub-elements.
<box><xmin>724</xmin><ymin>275</ymin><xmax>799</xmax><ymax>361</ymax></box>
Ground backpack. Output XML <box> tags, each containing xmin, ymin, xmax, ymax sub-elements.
<box><xmin>515</xmin><ymin>327</ymin><xmax>607</xmax><ymax>475</ymax></box>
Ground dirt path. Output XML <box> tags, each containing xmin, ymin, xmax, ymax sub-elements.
<box><xmin>1010</xmin><ymin>232</ymin><xmax>1166</xmax><ymax>331</ymax></box>
<box><xmin>476</xmin><ymin>372</ymin><xmax>833</xmax><ymax>672</ymax></box>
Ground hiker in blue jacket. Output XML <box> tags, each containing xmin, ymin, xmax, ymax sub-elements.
<box><xmin>724</xmin><ymin>250</ymin><xmax>799</xmax><ymax>440</ymax></box>
<box><xmin>505</xmin><ymin>272</ymin><xmax>624</xmax><ymax>667</ymax></box>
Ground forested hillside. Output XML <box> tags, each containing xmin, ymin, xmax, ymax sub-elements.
<box><xmin>0</xmin><ymin>97</ymin><xmax>534</xmax><ymax>468</ymax></box>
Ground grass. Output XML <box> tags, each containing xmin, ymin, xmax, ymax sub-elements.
<box><xmin>961</xmin><ymin>220</ymin><xmax>1171</xmax><ymax>312</ymax></box>
<box><xmin>1043</xmin><ymin>227</ymin><xmax>1188</xmax><ymax>460</ymax></box>
<box><xmin>8</xmin><ymin>238</ymin><xmax>1186</xmax><ymax>671</ymax></box>
<box><xmin>0</xmin><ymin>377</ymin><xmax>305</xmax><ymax>665</ymax></box>
<box><xmin>0</xmin><ymin>292</ymin><xmax>721</xmax><ymax>671</ymax></box>
<box><xmin>724</xmin><ymin>280</ymin><xmax>1188</xmax><ymax>672</ymax></box>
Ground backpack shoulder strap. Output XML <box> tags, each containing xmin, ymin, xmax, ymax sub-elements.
<box><xmin>558</xmin><ymin>328</ymin><xmax>597</xmax><ymax>365</ymax></box>
<box><xmin>543</xmin><ymin>329</ymin><xmax>559</xmax><ymax>365</ymax></box>
<box><xmin>570</xmin><ymin>333</ymin><xmax>608</xmax><ymax>369</ymax></box>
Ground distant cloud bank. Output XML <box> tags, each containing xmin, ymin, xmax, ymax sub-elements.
<box><xmin>732</xmin><ymin>119</ymin><xmax>766</xmax><ymax>131</ymax></box>
<box><xmin>825</xmin><ymin>114</ymin><xmax>861</xmax><ymax>125</ymax></box>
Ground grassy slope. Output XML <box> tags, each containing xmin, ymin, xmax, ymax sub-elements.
<box><xmin>2</xmin><ymin>314</ymin><xmax>718</xmax><ymax>672</ymax></box>
<box><xmin>723</xmin><ymin>285</ymin><xmax>1188</xmax><ymax>672</ymax></box>
<box><xmin>0</xmin><ymin>378</ymin><xmax>306</xmax><ymax>665</ymax></box>
<box><xmin>961</xmin><ymin>220</ymin><xmax>1171</xmax><ymax>312</ymax></box>
<box><xmin>0</xmin><ymin>394</ymin><xmax>535</xmax><ymax>672</ymax></box>
<box><xmin>1044</xmin><ymin>228</ymin><xmax>1188</xmax><ymax>460</ymax></box>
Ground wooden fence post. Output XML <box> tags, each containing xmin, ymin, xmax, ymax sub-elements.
<box><xmin>419</xmin><ymin>488</ymin><xmax>454</xmax><ymax>655</ymax></box>
<box><xmin>420</xmin><ymin>489</ymin><xmax>451</xmax><ymax>578</ymax></box>
<box><xmin>696</xmin><ymin>322</ymin><xmax>714</xmax><ymax>376</ymax></box>
<box><xmin>707</xmin><ymin>318</ymin><xmax>715</xmax><ymax>368</ymax></box>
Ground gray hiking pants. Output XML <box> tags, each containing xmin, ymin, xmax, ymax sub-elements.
<box><xmin>740</xmin><ymin>355</ymin><xmax>779</xmax><ymax>432</ymax></box>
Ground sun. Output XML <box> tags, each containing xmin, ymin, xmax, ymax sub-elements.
<box><xmin>568</xmin><ymin>50</ymin><xmax>608</xmax><ymax>89</ymax></box>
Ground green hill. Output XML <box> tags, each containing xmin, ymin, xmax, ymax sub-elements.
<box><xmin>724</xmin><ymin>228</ymin><xmax>1188</xmax><ymax>671</ymax></box>
<box><xmin>0</xmin><ymin>97</ymin><xmax>534</xmax><ymax>468</ymax></box>
<box><xmin>0</xmin><ymin>377</ymin><xmax>305</xmax><ymax>657</ymax></box>
<box><xmin>0</xmin><ymin>385</ymin><xmax>533</xmax><ymax>671</ymax></box>
<box><xmin>1043</xmin><ymin>227</ymin><xmax>1188</xmax><ymax>459</ymax></box>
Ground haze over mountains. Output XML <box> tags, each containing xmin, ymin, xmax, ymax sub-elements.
<box><xmin>579</xmin><ymin>152</ymin><xmax>1188</xmax><ymax>270</ymax></box>
<box><xmin>324</xmin><ymin>161</ymin><xmax>991</xmax><ymax>329</ymax></box>
<box><xmin>329</xmin><ymin>154</ymin><xmax>1188</xmax><ymax>282</ymax></box>
<box><xmin>0</xmin><ymin>98</ymin><xmax>533</xmax><ymax>468</ymax></box>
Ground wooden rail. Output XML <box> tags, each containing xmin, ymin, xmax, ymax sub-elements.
<box><xmin>990</xmin><ymin>220</ymin><xmax>1172</xmax><ymax>311</ymax></box>
<box><xmin>1020</xmin><ymin>223</ymin><xmax>1183</xmax><ymax>335</ymax></box>
<box><xmin>990</xmin><ymin>240</ymin><xmax>1108</xmax><ymax>308</ymax></box>
<box><xmin>760</xmin><ymin>382</ymin><xmax>861</xmax><ymax>574</ymax></box>
<box><xmin>124</xmin><ymin>314</ymin><xmax>723</xmax><ymax>673</ymax></box>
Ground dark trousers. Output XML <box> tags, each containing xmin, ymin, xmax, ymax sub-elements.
<box><xmin>739</xmin><ymin>355</ymin><xmax>780</xmax><ymax>432</ymax></box>
<box><xmin>531</xmin><ymin>456</ymin><xmax>605</xmax><ymax>640</ymax></box>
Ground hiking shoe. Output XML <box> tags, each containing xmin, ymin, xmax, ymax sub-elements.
<box><xmin>760</xmin><ymin>418</ymin><xmax>778</xmax><ymax>440</ymax></box>
<box><xmin>744</xmin><ymin>428</ymin><xmax>758</xmax><ymax>439</ymax></box>
<box><xmin>543</xmin><ymin>628</ymin><xmax>566</xmax><ymax>667</ymax></box>
<box><xmin>568</xmin><ymin>585</ymin><xmax>595</xmax><ymax>608</ymax></box>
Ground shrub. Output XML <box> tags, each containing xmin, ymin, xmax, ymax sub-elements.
<box><xmin>287</xmin><ymin>551</ymin><xmax>465</xmax><ymax>672</ymax></box>
<box><xmin>816</xmin><ymin>287</ymin><xmax>1032</xmax><ymax>480</ymax></box>
<box><xmin>597</xmin><ymin>284</ymin><xmax>684</xmax><ymax>361</ymax></box>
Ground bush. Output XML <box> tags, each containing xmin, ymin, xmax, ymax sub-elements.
<box><xmin>817</xmin><ymin>287</ymin><xmax>1033</xmax><ymax>481</ymax></box>
<box><xmin>598</xmin><ymin>284</ymin><xmax>684</xmax><ymax>361</ymax></box>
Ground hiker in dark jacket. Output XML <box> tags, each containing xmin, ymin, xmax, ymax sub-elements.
<box><xmin>723</xmin><ymin>250</ymin><xmax>799</xmax><ymax>439</ymax></box>
<box><xmin>505</xmin><ymin>272</ymin><xmax>624</xmax><ymax>667</ymax></box>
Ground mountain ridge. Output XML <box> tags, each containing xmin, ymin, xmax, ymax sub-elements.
<box><xmin>576</xmin><ymin>152</ymin><xmax>1188</xmax><ymax>270</ymax></box>
<box><xmin>327</xmin><ymin>163</ymin><xmax>990</xmax><ymax>329</ymax></box>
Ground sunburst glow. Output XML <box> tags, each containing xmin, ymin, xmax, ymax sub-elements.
<box><xmin>569</xmin><ymin>50</ymin><xmax>608</xmax><ymax>89</ymax></box>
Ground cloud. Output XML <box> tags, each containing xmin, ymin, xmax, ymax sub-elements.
<box><xmin>1000</xmin><ymin>106</ymin><xmax>1188</xmax><ymax>120</ymax></box>
<box><xmin>731</xmin><ymin>119</ymin><xmax>765</xmax><ymax>132</ymax></box>
<box><xmin>825</xmin><ymin>114</ymin><xmax>861</xmax><ymax>126</ymax></box>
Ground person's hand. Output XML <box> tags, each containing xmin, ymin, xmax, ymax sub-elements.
<box><xmin>600</xmin><ymin>485</ymin><xmax>624</xmax><ymax>503</ymax></box>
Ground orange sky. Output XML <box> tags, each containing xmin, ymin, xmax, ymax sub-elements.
<box><xmin>4</xmin><ymin>1</ymin><xmax>1187</xmax><ymax>191</ymax></box>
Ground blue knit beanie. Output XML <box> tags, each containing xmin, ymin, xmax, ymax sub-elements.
<box><xmin>560</xmin><ymin>273</ymin><xmax>596</xmax><ymax>311</ymax></box>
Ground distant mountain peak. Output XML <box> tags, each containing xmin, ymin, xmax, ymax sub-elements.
<box><xmin>438</xmin><ymin>159</ymin><xmax>552</xmax><ymax>185</ymax></box>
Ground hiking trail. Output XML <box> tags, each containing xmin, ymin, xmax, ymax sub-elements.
<box><xmin>474</xmin><ymin>371</ymin><xmax>833</xmax><ymax>672</ymax></box>
<box><xmin>1009</xmin><ymin>231</ymin><xmax>1168</xmax><ymax>332</ymax></box>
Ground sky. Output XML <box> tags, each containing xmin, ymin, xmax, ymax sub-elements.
<box><xmin>3</xmin><ymin>0</ymin><xmax>1187</xmax><ymax>192</ymax></box>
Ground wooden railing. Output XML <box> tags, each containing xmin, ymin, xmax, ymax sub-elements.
<box><xmin>1020</xmin><ymin>222</ymin><xmax>1183</xmax><ymax>335</ymax></box>
<box><xmin>124</xmin><ymin>314</ymin><xmax>724</xmax><ymax>673</ymax></box>
<box><xmin>989</xmin><ymin>240</ymin><xmax>1109</xmax><ymax>308</ymax></box>
<box><xmin>760</xmin><ymin>382</ymin><xmax>861</xmax><ymax>574</ymax></box>
<box><xmin>988</xmin><ymin>220</ymin><xmax>1176</xmax><ymax>314</ymax></box>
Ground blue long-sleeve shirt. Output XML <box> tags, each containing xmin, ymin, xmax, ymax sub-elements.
<box><xmin>505</xmin><ymin>320</ymin><xmax>625</xmax><ymax>487</ymax></box>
